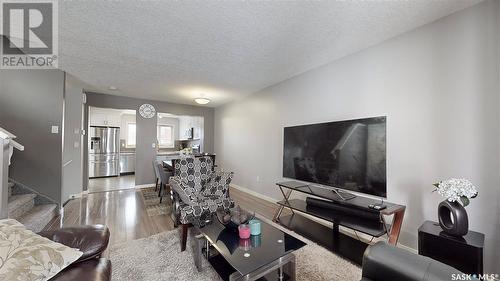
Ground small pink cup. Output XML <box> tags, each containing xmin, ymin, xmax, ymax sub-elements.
<box><xmin>239</xmin><ymin>238</ymin><xmax>251</xmax><ymax>250</ymax></box>
<box><xmin>238</xmin><ymin>224</ymin><xmax>251</xmax><ymax>239</ymax></box>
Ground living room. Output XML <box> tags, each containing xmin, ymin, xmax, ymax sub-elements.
<box><xmin>0</xmin><ymin>0</ymin><xmax>499</xmax><ymax>280</ymax></box>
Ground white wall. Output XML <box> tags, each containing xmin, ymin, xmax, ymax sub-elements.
<box><xmin>62</xmin><ymin>74</ymin><xmax>85</xmax><ymax>203</ymax></box>
<box><xmin>215</xmin><ymin>0</ymin><xmax>500</xmax><ymax>272</ymax></box>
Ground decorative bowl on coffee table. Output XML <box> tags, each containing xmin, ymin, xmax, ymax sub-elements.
<box><xmin>216</xmin><ymin>205</ymin><xmax>255</xmax><ymax>231</ymax></box>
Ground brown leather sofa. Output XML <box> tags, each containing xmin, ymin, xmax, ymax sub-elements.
<box><xmin>38</xmin><ymin>225</ymin><xmax>112</xmax><ymax>281</ymax></box>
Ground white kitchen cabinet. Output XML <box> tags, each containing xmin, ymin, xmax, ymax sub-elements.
<box><xmin>178</xmin><ymin>116</ymin><xmax>191</xmax><ymax>139</ymax></box>
<box><xmin>106</xmin><ymin>113</ymin><xmax>121</xmax><ymax>127</ymax></box>
<box><xmin>193</xmin><ymin>117</ymin><xmax>203</xmax><ymax>139</ymax></box>
<box><xmin>177</xmin><ymin>116</ymin><xmax>204</xmax><ymax>140</ymax></box>
<box><xmin>90</xmin><ymin>113</ymin><xmax>107</xmax><ymax>126</ymax></box>
<box><xmin>89</xmin><ymin>108</ymin><xmax>122</xmax><ymax>127</ymax></box>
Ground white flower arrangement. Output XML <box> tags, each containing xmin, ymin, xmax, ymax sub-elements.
<box><xmin>180</xmin><ymin>147</ymin><xmax>193</xmax><ymax>155</ymax></box>
<box><xmin>433</xmin><ymin>178</ymin><xmax>478</xmax><ymax>207</ymax></box>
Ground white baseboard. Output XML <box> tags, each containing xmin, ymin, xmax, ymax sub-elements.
<box><xmin>69</xmin><ymin>193</ymin><xmax>80</xmax><ymax>199</ymax></box>
<box><xmin>230</xmin><ymin>183</ymin><xmax>418</xmax><ymax>253</ymax></box>
<box><xmin>69</xmin><ymin>190</ymin><xmax>88</xmax><ymax>199</ymax></box>
<box><xmin>396</xmin><ymin>241</ymin><xmax>418</xmax><ymax>253</ymax></box>
<box><xmin>230</xmin><ymin>184</ymin><xmax>278</xmax><ymax>203</ymax></box>
<box><xmin>135</xmin><ymin>183</ymin><xmax>155</xmax><ymax>189</ymax></box>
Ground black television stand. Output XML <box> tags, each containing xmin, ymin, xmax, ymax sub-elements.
<box><xmin>273</xmin><ymin>181</ymin><xmax>406</xmax><ymax>265</ymax></box>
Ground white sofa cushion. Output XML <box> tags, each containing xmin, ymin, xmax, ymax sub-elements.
<box><xmin>0</xmin><ymin>219</ymin><xmax>83</xmax><ymax>281</ymax></box>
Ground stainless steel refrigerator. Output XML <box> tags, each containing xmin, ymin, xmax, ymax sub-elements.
<box><xmin>88</xmin><ymin>126</ymin><xmax>120</xmax><ymax>178</ymax></box>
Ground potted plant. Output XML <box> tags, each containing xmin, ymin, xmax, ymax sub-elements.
<box><xmin>433</xmin><ymin>178</ymin><xmax>478</xmax><ymax>236</ymax></box>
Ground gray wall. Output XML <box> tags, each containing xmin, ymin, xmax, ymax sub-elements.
<box><xmin>61</xmin><ymin>74</ymin><xmax>85</xmax><ymax>203</ymax></box>
<box><xmin>214</xmin><ymin>0</ymin><xmax>500</xmax><ymax>272</ymax></box>
<box><xmin>83</xmin><ymin>93</ymin><xmax>214</xmax><ymax>187</ymax></box>
<box><xmin>0</xmin><ymin>70</ymin><xmax>65</xmax><ymax>203</ymax></box>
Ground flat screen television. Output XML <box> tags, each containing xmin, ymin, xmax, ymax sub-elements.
<box><xmin>283</xmin><ymin>116</ymin><xmax>386</xmax><ymax>198</ymax></box>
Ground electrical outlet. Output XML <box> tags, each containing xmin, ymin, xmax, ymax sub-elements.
<box><xmin>152</xmin><ymin>143</ymin><xmax>156</xmax><ymax>148</ymax></box>
<box><xmin>51</xmin><ymin>126</ymin><xmax>59</xmax><ymax>134</ymax></box>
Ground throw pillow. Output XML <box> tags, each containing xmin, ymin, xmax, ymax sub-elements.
<box><xmin>0</xmin><ymin>219</ymin><xmax>83</xmax><ymax>281</ymax></box>
<box><xmin>203</xmin><ymin>171</ymin><xmax>234</xmax><ymax>197</ymax></box>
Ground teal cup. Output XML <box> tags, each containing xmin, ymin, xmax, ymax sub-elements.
<box><xmin>250</xmin><ymin>234</ymin><xmax>261</xmax><ymax>248</ymax></box>
<box><xmin>248</xmin><ymin>219</ymin><xmax>261</xmax><ymax>235</ymax></box>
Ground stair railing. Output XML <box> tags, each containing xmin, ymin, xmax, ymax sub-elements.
<box><xmin>0</xmin><ymin>127</ymin><xmax>24</xmax><ymax>219</ymax></box>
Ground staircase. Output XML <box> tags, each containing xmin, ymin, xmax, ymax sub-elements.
<box><xmin>7</xmin><ymin>180</ymin><xmax>58</xmax><ymax>232</ymax></box>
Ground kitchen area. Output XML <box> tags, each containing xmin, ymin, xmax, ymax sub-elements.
<box><xmin>155</xmin><ymin>112</ymin><xmax>204</xmax><ymax>160</ymax></box>
<box><xmin>87</xmin><ymin>106</ymin><xmax>205</xmax><ymax>192</ymax></box>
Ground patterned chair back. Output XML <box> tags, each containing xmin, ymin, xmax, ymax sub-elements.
<box><xmin>174</xmin><ymin>156</ymin><xmax>213</xmax><ymax>192</ymax></box>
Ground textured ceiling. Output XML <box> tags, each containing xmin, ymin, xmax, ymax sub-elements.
<box><xmin>58</xmin><ymin>0</ymin><xmax>483</xmax><ymax>107</ymax></box>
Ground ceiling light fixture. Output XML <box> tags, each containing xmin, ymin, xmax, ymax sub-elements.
<box><xmin>108</xmin><ymin>86</ymin><xmax>117</xmax><ymax>91</ymax></box>
<box><xmin>194</xmin><ymin>97</ymin><xmax>210</xmax><ymax>105</ymax></box>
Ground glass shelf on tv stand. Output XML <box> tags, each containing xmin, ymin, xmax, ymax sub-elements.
<box><xmin>279</xmin><ymin>181</ymin><xmax>358</xmax><ymax>201</ymax></box>
<box><xmin>273</xmin><ymin>180</ymin><xmax>406</xmax><ymax>245</ymax></box>
<box><xmin>275</xmin><ymin>181</ymin><xmax>396</xmax><ymax>210</ymax></box>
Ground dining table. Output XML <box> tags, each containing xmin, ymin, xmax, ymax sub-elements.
<box><xmin>161</xmin><ymin>153</ymin><xmax>216</xmax><ymax>174</ymax></box>
<box><xmin>162</xmin><ymin>159</ymin><xmax>173</xmax><ymax>170</ymax></box>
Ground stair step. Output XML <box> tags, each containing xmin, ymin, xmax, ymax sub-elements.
<box><xmin>8</xmin><ymin>194</ymin><xmax>36</xmax><ymax>219</ymax></box>
<box><xmin>17</xmin><ymin>204</ymin><xmax>58</xmax><ymax>233</ymax></box>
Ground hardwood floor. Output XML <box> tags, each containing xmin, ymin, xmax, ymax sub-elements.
<box><xmin>87</xmin><ymin>174</ymin><xmax>136</xmax><ymax>193</ymax></box>
<box><xmin>45</xmin><ymin>189</ymin><xmax>175</xmax><ymax>252</ymax></box>
<box><xmin>229</xmin><ymin>187</ymin><xmax>287</xmax><ymax>221</ymax></box>
<box><xmin>45</xmin><ymin>186</ymin><xmax>282</xmax><ymax>251</ymax></box>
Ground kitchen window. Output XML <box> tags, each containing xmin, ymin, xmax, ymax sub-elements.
<box><xmin>157</xmin><ymin>125</ymin><xmax>174</xmax><ymax>148</ymax></box>
<box><xmin>127</xmin><ymin>123</ymin><xmax>136</xmax><ymax>148</ymax></box>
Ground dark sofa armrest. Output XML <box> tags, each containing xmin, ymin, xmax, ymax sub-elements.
<box><xmin>49</xmin><ymin>258</ymin><xmax>111</xmax><ymax>281</ymax></box>
<box><xmin>38</xmin><ymin>225</ymin><xmax>110</xmax><ymax>263</ymax></box>
<box><xmin>362</xmin><ymin>241</ymin><xmax>467</xmax><ymax>281</ymax></box>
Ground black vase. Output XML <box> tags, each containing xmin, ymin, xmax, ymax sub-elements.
<box><xmin>438</xmin><ymin>200</ymin><xmax>469</xmax><ymax>236</ymax></box>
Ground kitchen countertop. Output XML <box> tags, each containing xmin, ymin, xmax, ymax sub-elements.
<box><xmin>156</xmin><ymin>151</ymin><xmax>181</xmax><ymax>156</ymax></box>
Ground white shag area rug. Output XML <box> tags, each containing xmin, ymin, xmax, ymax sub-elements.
<box><xmin>110</xmin><ymin>221</ymin><xmax>361</xmax><ymax>281</ymax></box>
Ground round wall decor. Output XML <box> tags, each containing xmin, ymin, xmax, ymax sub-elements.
<box><xmin>139</xmin><ymin>104</ymin><xmax>156</xmax><ymax>118</ymax></box>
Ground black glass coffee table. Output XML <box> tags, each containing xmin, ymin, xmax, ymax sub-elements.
<box><xmin>193</xmin><ymin>215</ymin><xmax>306</xmax><ymax>281</ymax></box>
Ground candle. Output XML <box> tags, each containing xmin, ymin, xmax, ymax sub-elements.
<box><xmin>238</xmin><ymin>224</ymin><xmax>251</xmax><ymax>239</ymax></box>
<box><xmin>248</xmin><ymin>219</ymin><xmax>261</xmax><ymax>236</ymax></box>
<box><xmin>239</xmin><ymin>238</ymin><xmax>251</xmax><ymax>250</ymax></box>
<box><xmin>251</xmin><ymin>234</ymin><xmax>261</xmax><ymax>248</ymax></box>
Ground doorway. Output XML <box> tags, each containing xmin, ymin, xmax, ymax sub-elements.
<box><xmin>87</xmin><ymin>106</ymin><xmax>136</xmax><ymax>193</ymax></box>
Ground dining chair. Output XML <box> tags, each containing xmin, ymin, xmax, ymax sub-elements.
<box><xmin>153</xmin><ymin>160</ymin><xmax>161</xmax><ymax>192</ymax></box>
<box><xmin>157</xmin><ymin>162</ymin><xmax>173</xmax><ymax>204</ymax></box>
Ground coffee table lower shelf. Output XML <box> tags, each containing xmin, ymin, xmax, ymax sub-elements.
<box><xmin>276</xmin><ymin>213</ymin><xmax>368</xmax><ymax>265</ymax></box>
<box><xmin>206</xmin><ymin>251</ymin><xmax>293</xmax><ymax>281</ymax></box>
